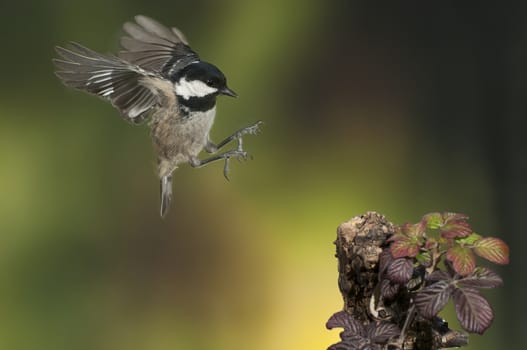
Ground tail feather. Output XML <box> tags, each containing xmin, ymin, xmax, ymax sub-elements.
<box><xmin>160</xmin><ymin>175</ymin><xmax>173</xmax><ymax>218</ymax></box>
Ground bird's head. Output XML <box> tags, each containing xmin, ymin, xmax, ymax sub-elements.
<box><xmin>173</xmin><ymin>61</ymin><xmax>237</xmax><ymax>100</ymax></box>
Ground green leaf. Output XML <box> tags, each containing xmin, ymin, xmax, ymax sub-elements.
<box><xmin>422</xmin><ymin>212</ymin><xmax>443</xmax><ymax>229</ymax></box>
<box><xmin>456</xmin><ymin>232</ymin><xmax>482</xmax><ymax>245</ymax></box>
<box><xmin>446</xmin><ymin>246</ymin><xmax>476</xmax><ymax>276</ymax></box>
<box><xmin>416</xmin><ymin>252</ymin><xmax>432</xmax><ymax>266</ymax></box>
<box><xmin>473</xmin><ymin>237</ymin><xmax>510</xmax><ymax>264</ymax></box>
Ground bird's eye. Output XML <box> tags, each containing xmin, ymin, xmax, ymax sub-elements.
<box><xmin>206</xmin><ymin>79</ymin><xmax>214</xmax><ymax>87</ymax></box>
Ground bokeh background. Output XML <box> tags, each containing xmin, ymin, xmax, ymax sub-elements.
<box><xmin>0</xmin><ymin>0</ymin><xmax>525</xmax><ymax>349</ymax></box>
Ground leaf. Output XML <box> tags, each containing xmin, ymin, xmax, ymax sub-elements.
<box><xmin>427</xmin><ymin>270</ymin><xmax>452</xmax><ymax>282</ymax></box>
<box><xmin>414</xmin><ymin>280</ymin><xmax>453</xmax><ymax>318</ymax></box>
<box><xmin>422</xmin><ymin>212</ymin><xmax>443</xmax><ymax>229</ymax></box>
<box><xmin>415</xmin><ymin>252</ymin><xmax>432</xmax><ymax>266</ymax></box>
<box><xmin>380</xmin><ymin>279</ymin><xmax>400</xmax><ymax>299</ymax></box>
<box><xmin>473</xmin><ymin>237</ymin><xmax>510</xmax><ymax>264</ymax></box>
<box><xmin>446</xmin><ymin>246</ymin><xmax>476</xmax><ymax>276</ymax></box>
<box><xmin>326</xmin><ymin>311</ymin><xmax>364</xmax><ymax>338</ymax></box>
<box><xmin>390</xmin><ymin>236</ymin><xmax>421</xmax><ymax>258</ymax></box>
<box><xmin>456</xmin><ymin>267</ymin><xmax>503</xmax><ymax>289</ymax></box>
<box><xmin>440</xmin><ymin>213</ymin><xmax>472</xmax><ymax>239</ymax></box>
<box><xmin>456</xmin><ymin>232</ymin><xmax>482</xmax><ymax>245</ymax></box>
<box><xmin>452</xmin><ymin>287</ymin><xmax>494</xmax><ymax>334</ymax></box>
<box><xmin>386</xmin><ymin>258</ymin><xmax>413</xmax><ymax>284</ymax></box>
<box><xmin>365</xmin><ymin>322</ymin><xmax>400</xmax><ymax>344</ymax></box>
<box><xmin>328</xmin><ymin>337</ymin><xmax>362</xmax><ymax>350</ymax></box>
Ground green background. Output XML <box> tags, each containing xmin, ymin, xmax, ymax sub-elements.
<box><xmin>0</xmin><ymin>1</ymin><xmax>524</xmax><ymax>349</ymax></box>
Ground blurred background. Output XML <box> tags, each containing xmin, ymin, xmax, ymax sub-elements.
<box><xmin>0</xmin><ymin>0</ymin><xmax>525</xmax><ymax>349</ymax></box>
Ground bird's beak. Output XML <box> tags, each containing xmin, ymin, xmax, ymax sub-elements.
<box><xmin>220</xmin><ymin>86</ymin><xmax>238</xmax><ymax>98</ymax></box>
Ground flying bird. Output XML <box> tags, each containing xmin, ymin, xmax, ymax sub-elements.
<box><xmin>53</xmin><ymin>15</ymin><xmax>262</xmax><ymax>217</ymax></box>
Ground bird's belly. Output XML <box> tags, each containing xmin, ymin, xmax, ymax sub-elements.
<box><xmin>152</xmin><ymin>108</ymin><xmax>216</xmax><ymax>166</ymax></box>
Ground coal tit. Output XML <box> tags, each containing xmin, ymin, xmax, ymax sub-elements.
<box><xmin>53</xmin><ymin>15</ymin><xmax>262</xmax><ymax>217</ymax></box>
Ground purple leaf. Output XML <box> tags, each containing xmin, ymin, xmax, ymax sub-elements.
<box><xmin>414</xmin><ymin>280</ymin><xmax>453</xmax><ymax>318</ymax></box>
<box><xmin>457</xmin><ymin>267</ymin><xmax>503</xmax><ymax>289</ymax></box>
<box><xmin>366</xmin><ymin>322</ymin><xmax>400</xmax><ymax>343</ymax></box>
<box><xmin>328</xmin><ymin>337</ymin><xmax>362</xmax><ymax>350</ymax></box>
<box><xmin>386</xmin><ymin>258</ymin><xmax>413</xmax><ymax>284</ymax></box>
<box><xmin>453</xmin><ymin>287</ymin><xmax>494</xmax><ymax>334</ymax></box>
<box><xmin>427</xmin><ymin>270</ymin><xmax>452</xmax><ymax>282</ymax></box>
<box><xmin>327</xmin><ymin>311</ymin><xmax>364</xmax><ymax>338</ymax></box>
<box><xmin>380</xmin><ymin>278</ymin><xmax>400</xmax><ymax>299</ymax></box>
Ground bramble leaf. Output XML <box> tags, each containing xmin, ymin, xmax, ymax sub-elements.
<box><xmin>455</xmin><ymin>232</ymin><xmax>482</xmax><ymax>245</ymax></box>
<box><xmin>440</xmin><ymin>213</ymin><xmax>472</xmax><ymax>239</ymax></box>
<box><xmin>456</xmin><ymin>267</ymin><xmax>503</xmax><ymax>289</ymax></box>
<box><xmin>414</xmin><ymin>280</ymin><xmax>453</xmax><ymax>318</ymax></box>
<box><xmin>453</xmin><ymin>287</ymin><xmax>493</xmax><ymax>334</ymax></box>
<box><xmin>380</xmin><ymin>278</ymin><xmax>400</xmax><ymax>299</ymax></box>
<box><xmin>415</xmin><ymin>251</ymin><xmax>432</xmax><ymax>266</ymax></box>
<box><xmin>446</xmin><ymin>246</ymin><xmax>476</xmax><ymax>276</ymax></box>
<box><xmin>386</xmin><ymin>258</ymin><xmax>413</xmax><ymax>284</ymax></box>
<box><xmin>473</xmin><ymin>237</ymin><xmax>510</xmax><ymax>265</ymax></box>
<box><xmin>365</xmin><ymin>322</ymin><xmax>400</xmax><ymax>343</ymax></box>
<box><xmin>326</xmin><ymin>311</ymin><xmax>364</xmax><ymax>338</ymax></box>
<box><xmin>390</xmin><ymin>236</ymin><xmax>420</xmax><ymax>258</ymax></box>
<box><xmin>427</xmin><ymin>270</ymin><xmax>452</xmax><ymax>282</ymax></box>
<box><xmin>422</xmin><ymin>212</ymin><xmax>443</xmax><ymax>229</ymax></box>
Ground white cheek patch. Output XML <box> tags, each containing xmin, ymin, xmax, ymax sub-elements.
<box><xmin>175</xmin><ymin>78</ymin><xmax>218</xmax><ymax>99</ymax></box>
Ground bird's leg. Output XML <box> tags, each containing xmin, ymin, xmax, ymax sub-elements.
<box><xmin>205</xmin><ymin>120</ymin><xmax>263</xmax><ymax>153</ymax></box>
<box><xmin>190</xmin><ymin>149</ymin><xmax>251</xmax><ymax>180</ymax></box>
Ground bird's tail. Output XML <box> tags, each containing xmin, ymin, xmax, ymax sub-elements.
<box><xmin>160</xmin><ymin>175</ymin><xmax>173</xmax><ymax>218</ymax></box>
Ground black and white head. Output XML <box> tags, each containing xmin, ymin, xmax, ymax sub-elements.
<box><xmin>173</xmin><ymin>61</ymin><xmax>237</xmax><ymax>111</ymax></box>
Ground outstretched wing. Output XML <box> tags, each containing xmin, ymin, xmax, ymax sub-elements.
<box><xmin>54</xmin><ymin>42</ymin><xmax>175</xmax><ymax>124</ymax></box>
<box><xmin>119</xmin><ymin>15</ymin><xmax>199</xmax><ymax>79</ymax></box>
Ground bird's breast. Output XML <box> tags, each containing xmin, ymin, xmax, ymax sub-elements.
<box><xmin>150</xmin><ymin>107</ymin><xmax>217</xmax><ymax>163</ymax></box>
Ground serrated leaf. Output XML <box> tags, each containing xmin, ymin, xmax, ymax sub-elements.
<box><xmin>446</xmin><ymin>246</ymin><xmax>476</xmax><ymax>276</ymax></box>
<box><xmin>440</xmin><ymin>213</ymin><xmax>472</xmax><ymax>239</ymax></box>
<box><xmin>328</xmin><ymin>337</ymin><xmax>362</xmax><ymax>350</ymax></box>
<box><xmin>380</xmin><ymin>278</ymin><xmax>400</xmax><ymax>299</ymax></box>
<box><xmin>326</xmin><ymin>311</ymin><xmax>364</xmax><ymax>338</ymax></box>
<box><xmin>390</xmin><ymin>236</ymin><xmax>420</xmax><ymax>258</ymax></box>
<box><xmin>422</xmin><ymin>212</ymin><xmax>443</xmax><ymax>229</ymax></box>
<box><xmin>427</xmin><ymin>270</ymin><xmax>452</xmax><ymax>282</ymax></box>
<box><xmin>386</xmin><ymin>258</ymin><xmax>413</xmax><ymax>284</ymax></box>
<box><xmin>456</xmin><ymin>232</ymin><xmax>482</xmax><ymax>245</ymax></box>
<box><xmin>416</xmin><ymin>252</ymin><xmax>432</xmax><ymax>266</ymax></box>
<box><xmin>453</xmin><ymin>287</ymin><xmax>494</xmax><ymax>334</ymax></box>
<box><xmin>366</xmin><ymin>322</ymin><xmax>400</xmax><ymax>343</ymax></box>
<box><xmin>414</xmin><ymin>280</ymin><xmax>453</xmax><ymax>318</ymax></box>
<box><xmin>457</xmin><ymin>267</ymin><xmax>503</xmax><ymax>289</ymax></box>
<box><xmin>473</xmin><ymin>237</ymin><xmax>510</xmax><ymax>265</ymax></box>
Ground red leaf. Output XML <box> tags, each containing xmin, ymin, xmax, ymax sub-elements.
<box><xmin>446</xmin><ymin>246</ymin><xmax>476</xmax><ymax>276</ymax></box>
<box><xmin>415</xmin><ymin>280</ymin><xmax>453</xmax><ymax>318</ymax></box>
<box><xmin>390</xmin><ymin>236</ymin><xmax>420</xmax><ymax>258</ymax></box>
<box><xmin>453</xmin><ymin>287</ymin><xmax>494</xmax><ymax>334</ymax></box>
<box><xmin>440</xmin><ymin>213</ymin><xmax>472</xmax><ymax>239</ymax></box>
<box><xmin>473</xmin><ymin>237</ymin><xmax>510</xmax><ymax>265</ymax></box>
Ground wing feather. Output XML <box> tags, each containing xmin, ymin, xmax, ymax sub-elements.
<box><xmin>54</xmin><ymin>42</ymin><xmax>172</xmax><ymax>124</ymax></box>
<box><xmin>119</xmin><ymin>15</ymin><xmax>199</xmax><ymax>78</ymax></box>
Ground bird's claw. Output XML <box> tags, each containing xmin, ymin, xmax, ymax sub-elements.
<box><xmin>222</xmin><ymin>149</ymin><xmax>251</xmax><ymax>180</ymax></box>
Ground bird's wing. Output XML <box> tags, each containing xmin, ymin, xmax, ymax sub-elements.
<box><xmin>119</xmin><ymin>15</ymin><xmax>199</xmax><ymax>78</ymax></box>
<box><xmin>54</xmin><ymin>42</ymin><xmax>176</xmax><ymax>124</ymax></box>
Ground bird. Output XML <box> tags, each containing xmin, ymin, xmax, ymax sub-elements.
<box><xmin>53</xmin><ymin>15</ymin><xmax>262</xmax><ymax>217</ymax></box>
